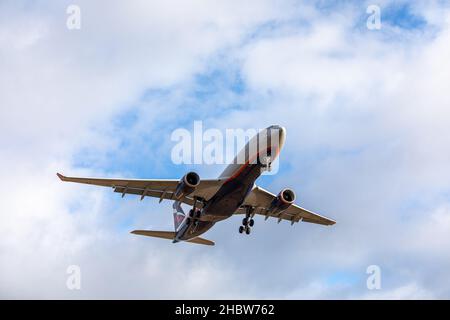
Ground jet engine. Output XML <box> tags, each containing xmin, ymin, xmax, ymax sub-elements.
<box><xmin>268</xmin><ymin>188</ymin><xmax>296</xmax><ymax>214</ymax></box>
<box><xmin>174</xmin><ymin>172</ymin><xmax>200</xmax><ymax>199</ymax></box>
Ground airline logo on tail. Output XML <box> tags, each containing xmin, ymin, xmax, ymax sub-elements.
<box><xmin>172</xmin><ymin>201</ymin><xmax>185</xmax><ymax>230</ymax></box>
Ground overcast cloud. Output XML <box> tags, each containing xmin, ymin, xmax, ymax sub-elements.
<box><xmin>1</xmin><ymin>0</ymin><xmax>450</xmax><ymax>299</ymax></box>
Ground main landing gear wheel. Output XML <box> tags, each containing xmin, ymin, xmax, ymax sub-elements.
<box><xmin>239</xmin><ymin>207</ymin><xmax>255</xmax><ymax>235</ymax></box>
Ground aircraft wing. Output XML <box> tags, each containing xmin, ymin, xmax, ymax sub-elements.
<box><xmin>56</xmin><ymin>173</ymin><xmax>226</xmax><ymax>206</ymax></box>
<box><xmin>238</xmin><ymin>185</ymin><xmax>336</xmax><ymax>226</ymax></box>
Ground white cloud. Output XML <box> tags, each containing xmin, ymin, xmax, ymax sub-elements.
<box><xmin>0</xmin><ymin>0</ymin><xmax>285</xmax><ymax>298</ymax></box>
<box><xmin>1</xmin><ymin>0</ymin><xmax>450</xmax><ymax>299</ymax></box>
<box><xmin>362</xmin><ymin>283</ymin><xmax>434</xmax><ymax>299</ymax></box>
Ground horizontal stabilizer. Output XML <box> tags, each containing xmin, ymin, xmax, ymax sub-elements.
<box><xmin>131</xmin><ymin>230</ymin><xmax>176</xmax><ymax>240</ymax></box>
<box><xmin>131</xmin><ymin>230</ymin><xmax>215</xmax><ymax>246</ymax></box>
<box><xmin>186</xmin><ymin>237</ymin><xmax>215</xmax><ymax>246</ymax></box>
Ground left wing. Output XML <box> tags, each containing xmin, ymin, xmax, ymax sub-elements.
<box><xmin>57</xmin><ymin>173</ymin><xmax>225</xmax><ymax>206</ymax></box>
<box><xmin>238</xmin><ymin>186</ymin><xmax>336</xmax><ymax>226</ymax></box>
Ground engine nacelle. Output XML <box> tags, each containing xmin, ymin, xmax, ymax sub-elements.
<box><xmin>268</xmin><ymin>188</ymin><xmax>296</xmax><ymax>214</ymax></box>
<box><xmin>174</xmin><ymin>172</ymin><xmax>200</xmax><ymax>199</ymax></box>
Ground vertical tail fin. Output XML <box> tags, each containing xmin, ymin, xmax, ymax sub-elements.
<box><xmin>172</xmin><ymin>201</ymin><xmax>185</xmax><ymax>231</ymax></box>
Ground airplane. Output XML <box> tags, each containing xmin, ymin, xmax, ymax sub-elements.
<box><xmin>57</xmin><ymin>125</ymin><xmax>335</xmax><ymax>246</ymax></box>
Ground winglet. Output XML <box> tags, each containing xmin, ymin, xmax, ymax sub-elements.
<box><xmin>56</xmin><ymin>172</ymin><xmax>67</xmax><ymax>181</ymax></box>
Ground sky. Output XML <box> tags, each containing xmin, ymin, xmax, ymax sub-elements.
<box><xmin>1</xmin><ymin>0</ymin><xmax>450</xmax><ymax>299</ymax></box>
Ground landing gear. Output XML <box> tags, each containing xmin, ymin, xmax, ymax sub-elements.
<box><xmin>188</xmin><ymin>206</ymin><xmax>202</xmax><ymax>227</ymax></box>
<box><xmin>241</xmin><ymin>217</ymin><xmax>254</xmax><ymax>227</ymax></box>
<box><xmin>187</xmin><ymin>210</ymin><xmax>197</xmax><ymax>227</ymax></box>
<box><xmin>239</xmin><ymin>206</ymin><xmax>255</xmax><ymax>236</ymax></box>
<box><xmin>238</xmin><ymin>225</ymin><xmax>251</xmax><ymax>234</ymax></box>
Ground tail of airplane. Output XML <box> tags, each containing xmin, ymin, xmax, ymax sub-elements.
<box><xmin>130</xmin><ymin>200</ymin><xmax>215</xmax><ymax>246</ymax></box>
<box><xmin>172</xmin><ymin>200</ymin><xmax>185</xmax><ymax>231</ymax></box>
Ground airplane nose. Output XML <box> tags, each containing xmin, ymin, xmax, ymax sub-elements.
<box><xmin>279</xmin><ymin>126</ymin><xmax>286</xmax><ymax>149</ymax></box>
<box><xmin>267</xmin><ymin>125</ymin><xmax>286</xmax><ymax>150</ymax></box>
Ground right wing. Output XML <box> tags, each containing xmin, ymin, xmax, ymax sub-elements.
<box><xmin>238</xmin><ymin>185</ymin><xmax>336</xmax><ymax>226</ymax></box>
<box><xmin>57</xmin><ymin>173</ymin><xmax>226</xmax><ymax>207</ymax></box>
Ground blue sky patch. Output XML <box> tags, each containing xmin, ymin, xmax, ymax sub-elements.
<box><xmin>382</xmin><ymin>3</ymin><xmax>427</xmax><ymax>30</ymax></box>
